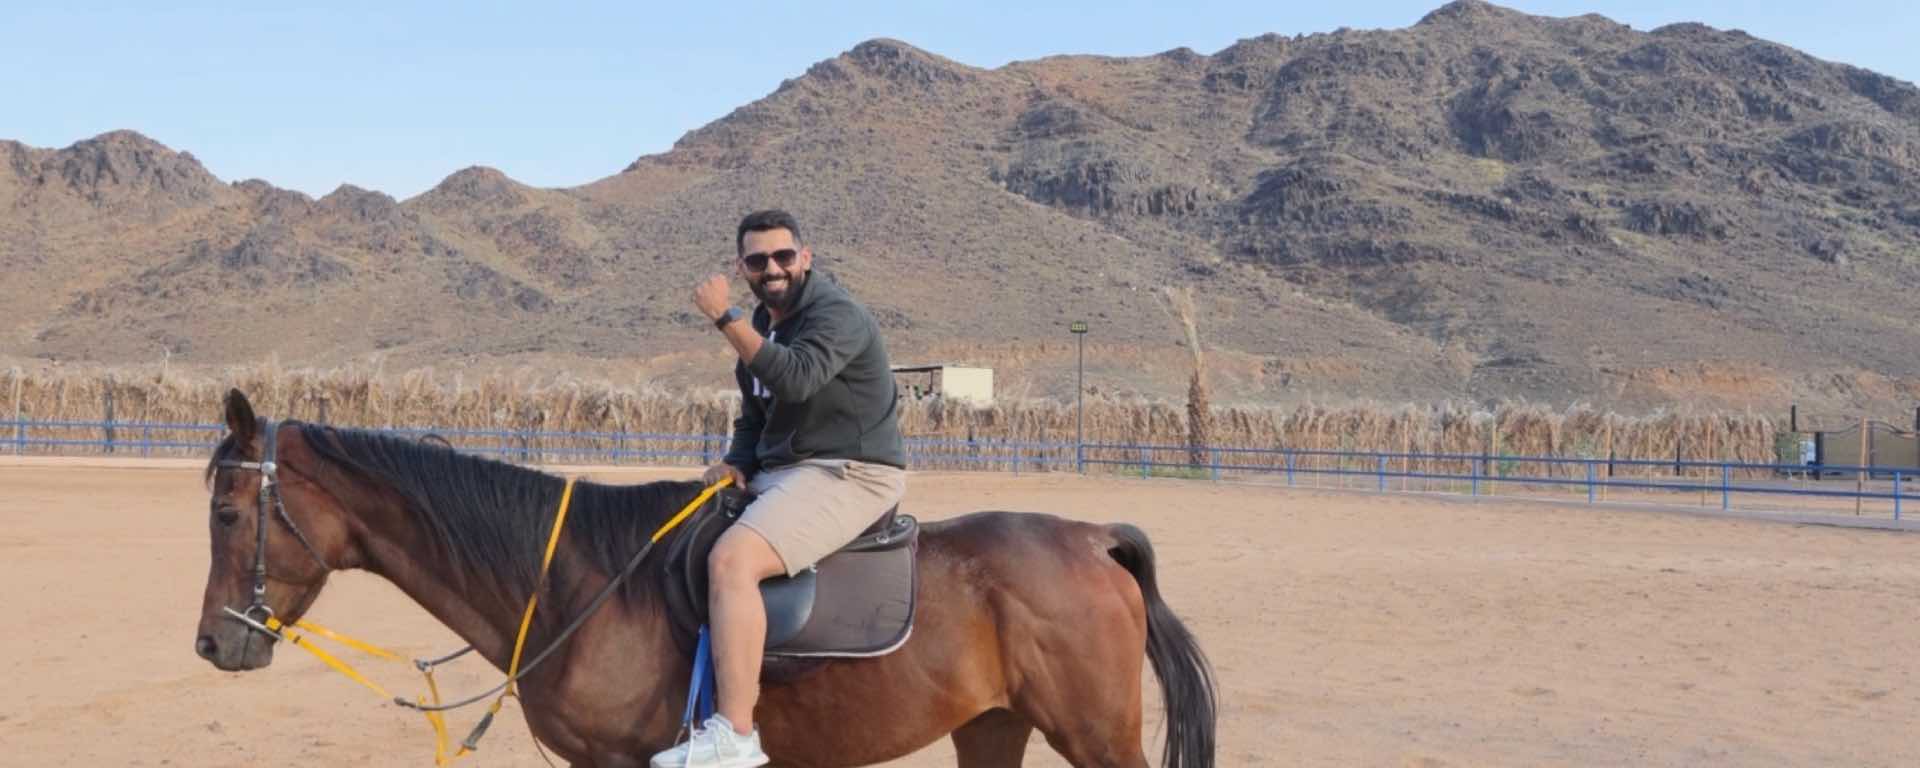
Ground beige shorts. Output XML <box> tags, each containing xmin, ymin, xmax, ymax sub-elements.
<box><xmin>737</xmin><ymin>459</ymin><xmax>908</xmax><ymax>577</ymax></box>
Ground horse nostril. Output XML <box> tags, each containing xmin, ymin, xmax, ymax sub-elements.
<box><xmin>196</xmin><ymin>634</ymin><xmax>218</xmax><ymax>659</ymax></box>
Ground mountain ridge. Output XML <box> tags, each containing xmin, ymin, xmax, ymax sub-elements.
<box><xmin>4</xmin><ymin>1</ymin><xmax>1917</xmax><ymax>413</ymax></box>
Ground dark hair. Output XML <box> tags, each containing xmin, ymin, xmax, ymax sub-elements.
<box><xmin>736</xmin><ymin>209</ymin><xmax>802</xmax><ymax>254</ymax></box>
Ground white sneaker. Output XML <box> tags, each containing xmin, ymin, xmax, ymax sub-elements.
<box><xmin>649</xmin><ymin>714</ymin><xmax>770</xmax><ymax>768</ymax></box>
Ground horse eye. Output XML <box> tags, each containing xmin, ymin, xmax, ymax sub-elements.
<box><xmin>216</xmin><ymin>508</ymin><xmax>240</xmax><ymax>527</ymax></box>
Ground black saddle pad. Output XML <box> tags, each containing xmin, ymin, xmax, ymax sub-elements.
<box><xmin>661</xmin><ymin>487</ymin><xmax>918</xmax><ymax>660</ymax></box>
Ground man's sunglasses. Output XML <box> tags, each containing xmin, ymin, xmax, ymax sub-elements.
<box><xmin>741</xmin><ymin>249</ymin><xmax>799</xmax><ymax>272</ymax></box>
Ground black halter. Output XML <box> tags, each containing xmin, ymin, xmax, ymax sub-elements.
<box><xmin>216</xmin><ymin>421</ymin><xmax>332</xmax><ymax>636</ymax></box>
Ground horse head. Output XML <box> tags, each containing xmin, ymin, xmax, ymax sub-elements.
<box><xmin>193</xmin><ymin>389</ymin><xmax>355</xmax><ymax>671</ymax></box>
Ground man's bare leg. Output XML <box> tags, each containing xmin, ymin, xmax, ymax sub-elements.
<box><xmin>707</xmin><ymin>526</ymin><xmax>787</xmax><ymax>734</ymax></box>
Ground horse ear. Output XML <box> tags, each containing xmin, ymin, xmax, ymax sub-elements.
<box><xmin>224</xmin><ymin>388</ymin><xmax>257</xmax><ymax>443</ymax></box>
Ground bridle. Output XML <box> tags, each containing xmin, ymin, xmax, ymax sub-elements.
<box><xmin>216</xmin><ymin>420</ymin><xmax>332</xmax><ymax>637</ymax></box>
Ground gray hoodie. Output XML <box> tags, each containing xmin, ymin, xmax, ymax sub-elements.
<box><xmin>723</xmin><ymin>269</ymin><xmax>906</xmax><ymax>475</ymax></box>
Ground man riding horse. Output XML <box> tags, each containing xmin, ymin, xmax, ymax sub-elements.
<box><xmin>663</xmin><ymin>209</ymin><xmax>909</xmax><ymax>767</ymax></box>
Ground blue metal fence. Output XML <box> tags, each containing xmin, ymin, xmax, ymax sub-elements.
<box><xmin>3</xmin><ymin>418</ymin><xmax>1907</xmax><ymax>520</ymax></box>
<box><xmin>1080</xmin><ymin>442</ymin><xmax>1909</xmax><ymax>520</ymax></box>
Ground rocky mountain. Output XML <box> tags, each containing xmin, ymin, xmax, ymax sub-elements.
<box><xmin>4</xmin><ymin>0</ymin><xmax>1918</xmax><ymax>412</ymax></box>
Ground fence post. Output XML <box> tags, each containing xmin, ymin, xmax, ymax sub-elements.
<box><xmin>141</xmin><ymin>423</ymin><xmax>152</xmax><ymax>458</ymax></box>
<box><xmin>1895</xmin><ymin>472</ymin><xmax>1903</xmax><ymax>521</ymax></box>
<box><xmin>1605</xmin><ymin>448</ymin><xmax>1616</xmax><ymax>501</ymax></box>
<box><xmin>1472</xmin><ymin>456</ymin><xmax>1481</xmax><ymax>497</ymax></box>
<box><xmin>1377</xmin><ymin>454</ymin><xmax>1387</xmax><ymax>491</ymax></box>
<box><xmin>1856</xmin><ymin>416</ymin><xmax>1869</xmax><ymax>517</ymax></box>
<box><xmin>9</xmin><ymin>370</ymin><xmax>21</xmax><ymax>456</ymax></box>
<box><xmin>1285</xmin><ymin>449</ymin><xmax>1295</xmax><ymax>486</ymax></box>
<box><xmin>1076</xmin><ymin>442</ymin><xmax>1085</xmax><ymax>475</ymax></box>
<box><xmin>1209</xmin><ymin>447</ymin><xmax>1220</xmax><ymax>482</ymax></box>
<box><xmin>1721</xmin><ymin>462</ymin><xmax>1731</xmax><ymax>511</ymax></box>
<box><xmin>103</xmin><ymin>386</ymin><xmax>116</xmax><ymax>455</ymax></box>
<box><xmin>1138</xmin><ymin>446</ymin><xmax>1149</xmax><ymax>479</ymax></box>
<box><xmin>1586</xmin><ymin>460</ymin><xmax>1596</xmax><ymax>504</ymax></box>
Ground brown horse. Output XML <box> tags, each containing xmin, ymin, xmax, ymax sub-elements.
<box><xmin>194</xmin><ymin>389</ymin><xmax>1216</xmax><ymax>767</ymax></box>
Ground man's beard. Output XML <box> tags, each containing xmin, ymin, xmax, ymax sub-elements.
<box><xmin>750</xmin><ymin>269</ymin><xmax>807</xmax><ymax>313</ymax></box>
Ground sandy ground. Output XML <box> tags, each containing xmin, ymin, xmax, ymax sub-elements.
<box><xmin>4</xmin><ymin>461</ymin><xmax>1920</xmax><ymax>767</ymax></box>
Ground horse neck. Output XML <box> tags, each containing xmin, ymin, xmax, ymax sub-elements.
<box><xmin>291</xmin><ymin>433</ymin><xmax>686</xmax><ymax>685</ymax></box>
<box><xmin>334</xmin><ymin>474</ymin><xmax>527</xmax><ymax>671</ymax></box>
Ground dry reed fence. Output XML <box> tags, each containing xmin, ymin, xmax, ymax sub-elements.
<box><xmin>2</xmin><ymin>365</ymin><xmax>1780</xmax><ymax>476</ymax></box>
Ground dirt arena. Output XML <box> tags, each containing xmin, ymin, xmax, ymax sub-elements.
<box><xmin>5</xmin><ymin>461</ymin><xmax>1919</xmax><ymax>767</ymax></box>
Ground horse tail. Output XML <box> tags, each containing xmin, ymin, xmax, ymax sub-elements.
<box><xmin>1108</xmin><ymin>523</ymin><xmax>1218</xmax><ymax>768</ymax></box>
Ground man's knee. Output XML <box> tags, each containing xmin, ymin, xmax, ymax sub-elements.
<box><xmin>709</xmin><ymin>527</ymin><xmax>784</xmax><ymax>588</ymax></box>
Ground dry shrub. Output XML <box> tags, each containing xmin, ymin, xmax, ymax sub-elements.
<box><xmin>0</xmin><ymin>365</ymin><xmax>1779</xmax><ymax>473</ymax></box>
<box><xmin>1158</xmin><ymin>285</ymin><xmax>1211</xmax><ymax>467</ymax></box>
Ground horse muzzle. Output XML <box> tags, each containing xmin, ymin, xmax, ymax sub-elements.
<box><xmin>196</xmin><ymin>612</ymin><xmax>277</xmax><ymax>671</ymax></box>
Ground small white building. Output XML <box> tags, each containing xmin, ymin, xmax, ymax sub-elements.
<box><xmin>893</xmin><ymin>364</ymin><xmax>993</xmax><ymax>406</ymax></box>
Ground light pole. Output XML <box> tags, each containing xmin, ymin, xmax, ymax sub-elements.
<box><xmin>1071</xmin><ymin>320</ymin><xmax>1088</xmax><ymax>473</ymax></box>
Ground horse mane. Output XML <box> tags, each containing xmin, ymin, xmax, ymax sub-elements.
<box><xmin>285</xmin><ymin>422</ymin><xmax>704</xmax><ymax>610</ymax></box>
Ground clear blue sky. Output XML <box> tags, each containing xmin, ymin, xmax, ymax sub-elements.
<box><xmin>7</xmin><ymin>1</ymin><xmax>1913</xmax><ymax>200</ymax></box>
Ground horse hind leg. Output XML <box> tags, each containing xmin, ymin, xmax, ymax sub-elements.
<box><xmin>1014</xmin><ymin>585</ymin><xmax>1153</xmax><ymax>767</ymax></box>
<box><xmin>953</xmin><ymin>708</ymin><xmax>1033</xmax><ymax>768</ymax></box>
<box><xmin>1015</xmin><ymin>657</ymin><xmax>1153</xmax><ymax>768</ymax></box>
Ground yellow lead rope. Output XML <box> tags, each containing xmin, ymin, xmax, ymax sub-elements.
<box><xmin>255</xmin><ymin>475</ymin><xmax>731</xmax><ymax>765</ymax></box>
<box><xmin>653</xmin><ymin>477</ymin><xmax>729</xmax><ymax>543</ymax></box>
<box><xmin>448</xmin><ymin>477</ymin><xmax>581</xmax><ymax>763</ymax></box>
<box><xmin>509</xmin><ymin>476</ymin><xmax>578</xmax><ymax>688</ymax></box>
<box><xmin>264</xmin><ymin>615</ymin><xmax>397</xmax><ymax>698</ymax></box>
<box><xmin>272</xmin><ymin>615</ymin><xmax>401</xmax><ymax>660</ymax></box>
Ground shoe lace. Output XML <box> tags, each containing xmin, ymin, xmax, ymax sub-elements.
<box><xmin>698</xmin><ymin>718</ymin><xmax>739</xmax><ymax>754</ymax></box>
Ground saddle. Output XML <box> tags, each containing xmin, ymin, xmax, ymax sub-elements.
<box><xmin>661</xmin><ymin>488</ymin><xmax>918</xmax><ymax>659</ymax></box>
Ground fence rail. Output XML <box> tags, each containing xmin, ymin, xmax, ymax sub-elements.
<box><xmin>1080</xmin><ymin>442</ymin><xmax>1909</xmax><ymax>520</ymax></box>
<box><xmin>3</xmin><ymin>418</ymin><xmax>1908</xmax><ymax>521</ymax></box>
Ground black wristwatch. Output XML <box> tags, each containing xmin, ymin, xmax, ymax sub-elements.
<box><xmin>714</xmin><ymin>306</ymin><xmax>745</xmax><ymax>330</ymax></box>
